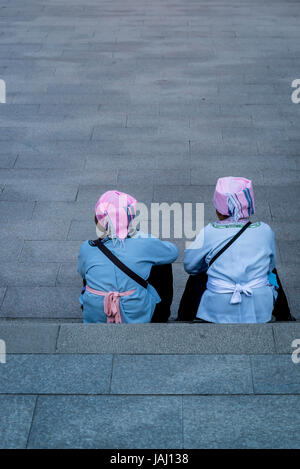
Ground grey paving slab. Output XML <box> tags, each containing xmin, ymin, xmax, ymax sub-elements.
<box><xmin>12</xmin><ymin>92</ymin><xmax>127</xmax><ymax>105</ymax></box>
<box><xmin>20</xmin><ymin>240</ymin><xmax>81</xmax><ymax>263</ymax></box>
<box><xmin>270</xmin><ymin>222</ymin><xmax>300</xmax><ymax>242</ymax></box>
<box><xmin>0</xmin><ymin>183</ymin><xmax>78</xmax><ymax>202</ymax></box>
<box><xmin>28</xmin><ymin>395</ymin><xmax>182</xmax><ymax>449</ymax></box>
<box><xmin>273</xmin><ymin>323</ymin><xmax>300</xmax><ymax>353</ymax></box>
<box><xmin>118</xmin><ymin>169</ymin><xmax>190</xmax><ymax>185</ymax></box>
<box><xmin>43</xmin><ymin>167</ymin><xmax>117</xmax><ymax>188</ymax></box>
<box><xmin>111</xmin><ymin>354</ymin><xmax>253</xmax><ymax>394</ymax></box>
<box><xmin>0</xmin><ymin>324</ymin><xmax>58</xmax><ymax>353</ymax></box>
<box><xmin>77</xmin><ymin>184</ymin><xmax>154</xmax><ymax>203</ymax></box>
<box><xmin>0</xmin><ymin>168</ymin><xmax>61</xmax><ymax>185</ymax></box>
<box><xmin>0</xmin><ymin>395</ymin><xmax>36</xmax><ymax>449</ymax></box>
<box><xmin>0</xmin><ymin>354</ymin><xmax>112</xmax><ymax>394</ymax></box>
<box><xmin>15</xmin><ymin>152</ymin><xmax>86</xmax><ymax>170</ymax></box>
<box><xmin>32</xmin><ymin>201</ymin><xmax>92</xmax><ymax>222</ymax></box>
<box><xmin>0</xmin><ymin>220</ymin><xmax>70</xmax><ymax>241</ymax></box>
<box><xmin>183</xmin><ymin>395</ymin><xmax>300</xmax><ymax>449</ymax></box>
<box><xmin>0</xmin><ymin>238</ymin><xmax>24</xmax><ymax>262</ymax></box>
<box><xmin>0</xmin><ymin>104</ymin><xmax>40</xmax><ymax>118</ymax></box>
<box><xmin>85</xmin><ymin>154</ymin><xmax>155</xmax><ymax>170</ymax></box>
<box><xmin>0</xmin><ymin>263</ymin><xmax>59</xmax><ymax>287</ymax></box>
<box><xmin>274</xmin><ymin>263</ymin><xmax>299</xmax><ymax>290</ymax></box>
<box><xmin>0</xmin><ymin>201</ymin><xmax>35</xmax><ymax>222</ymax></box>
<box><xmin>286</xmin><ymin>288</ymin><xmax>300</xmax><ymax>321</ymax></box>
<box><xmin>61</xmin><ymin>139</ymin><xmax>186</xmax><ymax>158</ymax></box>
<box><xmin>38</xmin><ymin>104</ymin><xmax>99</xmax><ymax>117</ymax></box>
<box><xmin>0</xmin><ymin>286</ymin><xmax>80</xmax><ymax>319</ymax></box>
<box><xmin>56</xmin><ymin>263</ymin><xmax>82</xmax><ymax>287</ymax></box>
<box><xmin>57</xmin><ymin>324</ymin><xmax>276</xmax><ymax>354</ymax></box>
<box><xmin>278</xmin><ymin>240</ymin><xmax>300</xmax><ymax>265</ymax></box>
<box><xmin>251</xmin><ymin>355</ymin><xmax>300</xmax><ymax>394</ymax></box>
<box><xmin>0</xmin><ymin>288</ymin><xmax>6</xmax><ymax>308</ymax></box>
<box><xmin>191</xmin><ymin>167</ymin><xmax>264</xmax><ymax>186</ymax></box>
<box><xmin>0</xmin><ymin>153</ymin><xmax>17</xmax><ymax>168</ymax></box>
<box><xmin>0</xmin><ymin>0</ymin><xmax>299</xmax><ymax>324</ymax></box>
<box><xmin>67</xmin><ymin>220</ymin><xmax>100</xmax><ymax>241</ymax></box>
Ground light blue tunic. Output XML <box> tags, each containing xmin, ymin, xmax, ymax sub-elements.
<box><xmin>78</xmin><ymin>233</ymin><xmax>178</xmax><ymax>323</ymax></box>
<box><xmin>184</xmin><ymin>221</ymin><xmax>276</xmax><ymax>323</ymax></box>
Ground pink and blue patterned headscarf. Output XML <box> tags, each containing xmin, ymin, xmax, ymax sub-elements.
<box><xmin>95</xmin><ymin>190</ymin><xmax>137</xmax><ymax>240</ymax></box>
<box><xmin>213</xmin><ymin>177</ymin><xmax>255</xmax><ymax>221</ymax></box>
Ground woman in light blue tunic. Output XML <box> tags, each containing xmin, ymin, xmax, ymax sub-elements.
<box><xmin>78</xmin><ymin>190</ymin><xmax>178</xmax><ymax>324</ymax></box>
<box><xmin>184</xmin><ymin>177</ymin><xmax>277</xmax><ymax>323</ymax></box>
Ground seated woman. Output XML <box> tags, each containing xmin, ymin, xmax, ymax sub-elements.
<box><xmin>78</xmin><ymin>190</ymin><xmax>178</xmax><ymax>323</ymax></box>
<box><xmin>182</xmin><ymin>177</ymin><xmax>278</xmax><ymax>323</ymax></box>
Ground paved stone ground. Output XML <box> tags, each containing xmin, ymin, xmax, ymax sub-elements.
<box><xmin>0</xmin><ymin>323</ymin><xmax>299</xmax><ymax>448</ymax></box>
<box><xmin>0</xmin><ymin>0</ymin><xmax>300</xmax><ymax>450</ymax></box>
<box><xmin>0</xmin><ymin>0</ymin><xmax>299</xmax><ymax>321</ymax></box>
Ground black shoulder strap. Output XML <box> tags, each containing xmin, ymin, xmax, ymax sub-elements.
<box><xmin>208</xmin><ymin>221</ymin><xmax>251</xmax><ymax>267</ymax></box>
<box><xmin>93</xmin><ymin>239</ymin><xmax>148</xmax><ymax>289</ymax></box>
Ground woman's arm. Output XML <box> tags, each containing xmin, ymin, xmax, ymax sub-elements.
<box><xmin>144</xmin><ymin>238</ymin><xmax>179</xmax><ymax>265</ymax></box>
<box><xmin>184</xmin><ymin>227</ymin><xmax>211</xmax><ymax>274</ymax></box>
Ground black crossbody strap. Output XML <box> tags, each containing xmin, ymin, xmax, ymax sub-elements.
<box><xmin>208</xmin><ymin>221</ymin><xmax>251</xmax><ymax>268</ymax></box>
<box><xmin>94</xmin><ymin>239</ymin><xmax>148</xmax><ymax>289</ymax></box>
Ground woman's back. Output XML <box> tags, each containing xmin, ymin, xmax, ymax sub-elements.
<box><xmin>78</xmin><ymin>234</ymin><xmax>178</xmax><ymax>323</ymax></box>
<box><xmin>183</xmin><ymin>176</ymin><xmax>277</xmax><ymax>323</ymax></box>
<box><xmin>184</xmin><ymin>221</ymin><xmax>276</xmax><ymax>323</ymax></box>
<box><xmin>201</xmin><ymin>221</ymin><xmax>275</xmax><ymax>282</ymax></box>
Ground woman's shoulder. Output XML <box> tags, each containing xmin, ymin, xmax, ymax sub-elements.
<box><xmin>80</xmin><ymin>239</ymin><xmax>97</xmax><ymax>252</ymax></box>
<box><xmin>130</xmin><ymin>231</ymin><xmax>155</xmax><ymax>239</ymax></box>
<box><xmin>251</xmin><ymin>221</ymin><xmax>273</xmax><ymax>234</ymax></box>
<box><xmin>255</xmin><ymin>221</ymin><xmax>275</xmax><ymax>239</ymax></box>
<box><xmin>129</xmin><ymin>231</ymin><xmax>164</xmax><ymax>244</ymax></box>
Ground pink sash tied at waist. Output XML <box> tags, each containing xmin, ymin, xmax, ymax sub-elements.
<box><xmin>85</xmin><ymin>285</ymin><xmax>136</xmax><ymax>323</ymax></box>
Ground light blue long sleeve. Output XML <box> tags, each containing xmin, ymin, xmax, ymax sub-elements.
<box><xmin>183</xmin><ymin>221</ymin><xmax>277</xmax><ymax>323</ymax></box>
<box><xmin>77</xmin><ymin>233</ymin><xmax>178</xmax><ymax>323</ymax></box>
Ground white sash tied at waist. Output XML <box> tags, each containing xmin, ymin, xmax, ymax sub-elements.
<box><xmin>206</xmin><ymin>276</ymin><xmax>269</xmax><ymax>304</ymax></box>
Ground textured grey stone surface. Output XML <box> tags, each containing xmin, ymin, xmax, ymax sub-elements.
<box><xmin>2</xmin><ymin>323</ymin><xmax>300</xmax><ymax>355</ymax></box>
<box><xmin>0</xmin><ymin>263</ymin><xmax>59</xmax><ymax>287</ymax></box>
<box><xmin>0</xmin><ymin>324</ymin><xmax>59</xmax><ymax>353</ymax></box>
<box><xmin>0</xmin><ymin>286</ymin><xmax>80</xmax><ymax>319</ymax></box>
<box><xmin>183</xmin><ymin>395</ymin><xmax>300</xmax><ymax>448</ymax></box>
<box><xmin>0</xmin><ymin>183</ymin><xmax>78</xmax><ymax>202</ymax></box>
<box><xmin>0</xmin><ymin>0</ymin><xmax>299</xmax><ymax>323</ymax></box>
<box><xmin>0</xmin><ymin>354</ymin><xmax>112</xmax><ymax>394</ymax></box>
<box><xmin>15</xmin><ymin>152</ymin><xmax>86</xmax><ymax>170</ymax></box>
<box><xmin>273</xmin><ymin>323</ymin><xmax>300</xmax><ymax>353</ymax></box>
<box><xmin>0</xmin><ymin>220</ymin><xmax>70</xmax><ymax>241</ymax></box>
<box><xmin>57</xmin><ymin>324</ymin><xmax>276</xmax><ymax>354</ymax></box>
<box><xmin>0</xmin><ymin>396</ymin><xmax>36</xmax><ymax>449</ymax></box>
<box><xmin>27</xmin><ymin>395</ymin><xmax>182</xmax><ymax>449</ymax></box>
<box><xmin>0</xmin><ymin>239</ymin><xmax>24</xmax><ymax>262</ymax></box>
<box><xmin>286</xmin><ymin>288</ymin><xmax>300</xmax><ymax>321</ymax></box>
<box><xmin>251</xmin><ymin>355</ymin><xmax>300</xmax><ymax>394</ymax></box>
<box><xmin>0</xmin><ymin>288</ymin><xmax>6</xmax><ymax>308</ymax></box>
<box><xmin>0</xmin><ymin>153</ymin><xmax>17</xmax><ymax>168</ymax></box>
<box><xmin>56</xmin><ymin>263</ymin><xmax>82</xmax><ymax>287</ymax></box>
<box><xmin>32</xmin><ymin>201</ymin><xmax>92</xmax><ymax>222</ymax></box>
<box><xmin>20</xmin><ymin>241</ymin><xmax>81</xmax><ymax>263</ymax></box>
<box><xmin>111</xmin><ymin>354</ymin><xmax>253</xmax><ymax>394</ymax></box>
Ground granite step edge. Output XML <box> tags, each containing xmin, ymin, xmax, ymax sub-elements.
<box><xmin>0</xmin><ymin>322</ymin><xmax>299</xmax><ymax>354</ymax></box>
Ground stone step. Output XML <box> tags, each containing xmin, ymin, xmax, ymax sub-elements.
<box><xmin>1</xmin><ymin>322</ymin><xmax>299</xmax><ymax>354</ymax></box>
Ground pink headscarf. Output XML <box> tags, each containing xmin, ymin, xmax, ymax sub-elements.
<box><xmin>95</xmin><ymin>190</ymin><xmax>137</xmax><ymax>240</ymax></box>
<box><xmin>213</xmin><ymin>177</ymin><xmax>255</xmax><ymax>221</ymax></box>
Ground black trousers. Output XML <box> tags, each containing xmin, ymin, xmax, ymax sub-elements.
<box><xmin>148</xmin><ymin>264</ymin><xmax>174</xmax><ymax>323</ymax></box>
